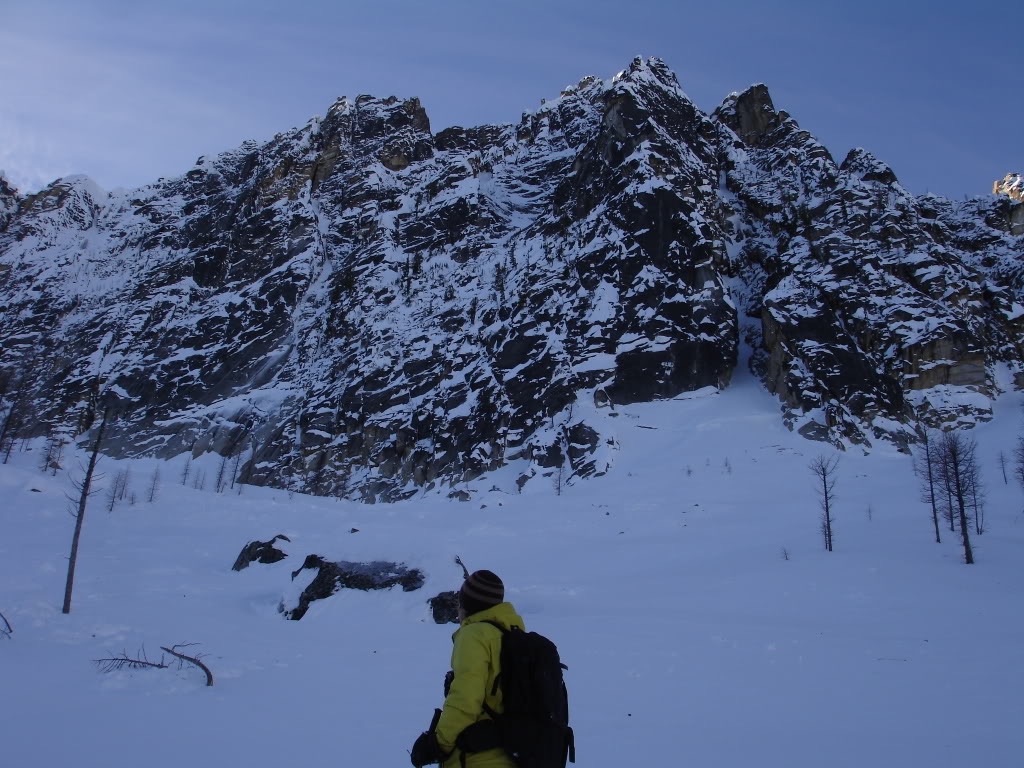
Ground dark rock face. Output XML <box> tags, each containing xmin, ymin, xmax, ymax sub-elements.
<box><xmin>718</xmin><ymin>84</ymin><xmax>786</xmax><ymax>149</ymax></box>
<box><xmin>231</xmin><ymin>535</ymin><xmax>291</xmax><ymax>571</ymax></box>
<box><xmin>992</xmin><ymin>175</ymin><xmax>1024</xmax><ymax>236</ymax></box>
<box><xmin>1</xmin><ymin>57</ymin><xmax>1022</xmax><ymax>500</ymax></box>
<box><xmin>283</xmin><ymin>556</ymin><xmax>424</xmax><ymax>620</ymax></box>
<box><xmin>713</xmin><ymin>87</ymin><xmax>1022</xmax><ymax>445</ymax></box>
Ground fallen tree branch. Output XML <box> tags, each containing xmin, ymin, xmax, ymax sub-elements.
<box><xmin>161</xmin><ymin>644</ymin><xmax>214</xmax><ymax>686</ymax></box>
<box><xmin>0</xmin><ymin>610</ymin><xmax>12</xmax><ymax>639</ymax></box>
<box><xmin>94</xmin><ymin>648</ymin><xmax>168</xmax><ymax>673</ymax></box>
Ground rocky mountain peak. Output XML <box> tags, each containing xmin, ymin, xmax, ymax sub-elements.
<box><xmin>839</xmin><ymin>148</ymin><xmax>900</xmax><ymax>186</ymax></box>
<box><xmin>9</xmin><ymin>174</ymin><xmax>108</xmax><ymax>235</ymax></box>
<box><xmin>713</xmin><ymin>84</ymin><xmax>833</xmax><ymax>168</ymax></box>
<box><xmin>715</xmin><ymin>83</ymin><xmax>779</xmax><ymax>146</ymax></box>
<box><xmin>315</xmin><ymin>93</ymin><xmax>434</xmax><ymax>173</ymax></box>
<box><xmin>614</xmin><ymin>56</ymin><xmax>684</xmax><ymax>92</ymax></box>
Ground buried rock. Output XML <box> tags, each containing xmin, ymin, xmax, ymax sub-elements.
<box><xmin>428</xmin><ymin>556</ymin><xmax>471</xmax><ymax>624</ymax></box>
<box><xmin>232</xmin><ymin>535</ymin><xmax>292</xmax><ymax>571</ymax></box>
<box><xmin>282</xmin><ymin>556</ymin><xmax>425</xmax><ymax>620</ymax></box>
<box><xmin>428</xmin><ymin>590</ymin><xmax>460</xmax><ymax>624</ymax></box>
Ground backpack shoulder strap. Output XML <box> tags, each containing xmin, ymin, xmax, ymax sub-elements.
<box><xmin>479</xmin><ymin>620</ymin><xmax>508</xmax><ymax>698</ymax></box>
<box><xmin>480</xmin><ymin>619</ymin><xmax>509</xmax><ymax>634</ymax></box>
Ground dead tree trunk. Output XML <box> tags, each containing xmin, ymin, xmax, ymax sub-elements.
<box><xmin>915</xmin><ymin>431</ymin><xmax>942</xmax><ymax>544</ymax></box>
<box><xmin>62</xmin><ymin>410</ymin><xmax>108</xmax><ymax>614</ymax></box>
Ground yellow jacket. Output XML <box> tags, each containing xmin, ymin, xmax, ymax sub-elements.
<box><xmin>436</xmin><ymin>602</ymin><xmax>525</xmax><ymax>768</ymax></box>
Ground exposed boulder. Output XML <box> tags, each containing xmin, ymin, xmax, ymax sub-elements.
<box><xmin>231</xmin><ymin>534</ymin><xmax>292</xmax><ymax>571</ymax></box>
<box><xmin>428</xmin><ymin>590</ymin><xmax>460</xmax><ymax>624</ymax></box>
<box><xmin>282</xmin><ymin>556</ymin><xmax>425</xmax><ymax>620</ymax></box>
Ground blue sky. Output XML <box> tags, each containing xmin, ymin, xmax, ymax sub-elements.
<box><xmin>1</xmin><ymin>0</ymin><xmax>1019</xmax><ymax>199</ymax></box>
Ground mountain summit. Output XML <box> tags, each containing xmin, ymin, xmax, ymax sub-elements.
<box><xmin>1</xmin><ymin>57</ymin><xmax>1022</xmax><ymax>501</ymax></box>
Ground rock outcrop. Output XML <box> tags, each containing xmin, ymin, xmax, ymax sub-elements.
<box><xmin>993</xmin><ymin>174</ymin><xmax>1024</xmax><ymax>236</ymax></box>
<box><xmin>994</xmin><ymin>172</ymin><xmax>1023</xmax><ymax>202</ymax></box>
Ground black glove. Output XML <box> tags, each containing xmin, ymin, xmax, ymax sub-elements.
<box><xmin>443</xmin><ymin>670</ymin><xmax>454</xmax><ymax>697</ymax></box>
<box><xmin>410</xmin><ymin>730</ymin><xmax>444</xmax><ymax>767</ymax></box>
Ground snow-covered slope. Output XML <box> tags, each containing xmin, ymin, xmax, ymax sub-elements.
<box><xmin>1</xmin><ymin>58</ymin><xmax>1022</xmax><ymax>501</ymax></box>
<box><xmin>2</xmin><ymin>367</ymin><xmax>1022</xmax><ymax>767</ymax></box>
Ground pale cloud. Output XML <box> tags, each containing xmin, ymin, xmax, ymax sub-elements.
<box><xmin>0</xmin><ymin>4</ymin><xmax>295</xmax><ymax>190</ymax></box>
<box><xmin>0</xmin><ymin>114</ymin><xmax>69</xmax><ymax>194</ymax></box>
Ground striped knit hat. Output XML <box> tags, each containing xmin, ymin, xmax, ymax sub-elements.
<box><xmin>459</xmin><ymin>570</ymin><xmax>504</xmax><ymax>616</ymax></box>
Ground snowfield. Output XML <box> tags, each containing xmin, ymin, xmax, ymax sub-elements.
<box><xmin>2</xmin><ymin>372</ymin><xmax>1023</xmax><ymax>767</ymax></box>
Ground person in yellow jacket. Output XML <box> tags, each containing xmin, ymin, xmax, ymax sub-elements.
<box><xmin>411</xmin><ymin>570</ymin><xmax>524</xmax><ymax>768</ymax></box>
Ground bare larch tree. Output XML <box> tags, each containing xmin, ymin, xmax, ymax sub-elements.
<box><xmin>809</xmin><ymin>454</ymin><xmax>840</xmax><ymax>552</ymax></box>
<box><xmin>935</xmin><ymin>430</ymin><xmax>979</xmax><ymax>565</ymax></box>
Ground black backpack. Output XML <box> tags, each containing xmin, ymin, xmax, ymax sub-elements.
<box><xmin>458</xmin><ymin>621</ymin><xmax>575</xmax><ymax>768</ymax></box>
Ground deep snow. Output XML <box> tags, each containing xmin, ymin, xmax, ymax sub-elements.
<box><xmin>2</xmin><ymin>374</ymin><xmax>1023</xmax><ymax>768</ymax></box>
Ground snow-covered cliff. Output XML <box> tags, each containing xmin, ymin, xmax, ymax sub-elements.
<box><xmin>2</xmin><ymin>58</ymin><xmax>1021</xmax><ymax>500</ymax></box>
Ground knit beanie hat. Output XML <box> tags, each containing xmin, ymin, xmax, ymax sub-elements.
<box><xmin>459</xmin><ymin>570</ymin><xmax>504</xmax><ymax>616</ymax></box>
